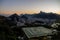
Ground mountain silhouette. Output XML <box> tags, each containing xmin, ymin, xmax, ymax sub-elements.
<box><xmin>0</xmin><ymin>11</ymin><xmax>60</xmax><ymax>23</ymax></box>
<box><xmin>33</xmin><ymin>11</ymin><xmax>60</xmax><ymax>19</ymax></box>
<box><xmin>9</xmin><ymin>13</ymin><xmax>19</xmax><ymax>21</ymax></box>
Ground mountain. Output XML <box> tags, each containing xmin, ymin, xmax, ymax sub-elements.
<box><xmin>7</xmin><ymin>11</ymin><xmax>60</xmax><ymax>21</ymax></box>
<box><xmin>34</xmin><ymin>11</ymin><xmax>60</xmax><ymax>19</ymax></box>
<box><xmin>0</xmin><ymin>11</ymin><xmax>60</xmax><ymax>26</ymax></box>
<box><xmin>5</xmin><ymin>13</ymin><xmax>19</xmax><ymax>26</ymax></box>
<box><xmin>8</xmin><ymin>13</ymin><xmax>19</xmax><ymax>21</ymax></box>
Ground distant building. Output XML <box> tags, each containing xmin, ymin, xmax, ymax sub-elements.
<box><xmin>21</xmin><ymin>27</ymin><xmax>54</xmax><ymax>40</ymax></box>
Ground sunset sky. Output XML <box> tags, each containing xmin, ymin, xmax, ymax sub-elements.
<box><xmin>0</xmin><ymin>0</ymin><xmax>60</xmax><ymax>15</ymax></box>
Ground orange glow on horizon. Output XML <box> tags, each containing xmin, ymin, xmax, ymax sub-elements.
<box><xmin>0</xmin><ymin>10</ymin><xmax>60</xmax><ymax>15</ymax></box>
<box><xmin>0</xmin><ymin>10</ymin><xmax>39</xmax><ymax>15</ymax></box>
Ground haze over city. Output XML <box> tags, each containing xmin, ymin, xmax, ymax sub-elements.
<box><xmin>0</xmin><ymin>0</ymin><xmax>60</xmax><ymax>16</ymax></box>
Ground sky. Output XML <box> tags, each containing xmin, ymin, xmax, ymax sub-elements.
<box><xmin>0</xmin><ymin>0</ymin><xmax>60</xmax><ymax>15</ymax></box>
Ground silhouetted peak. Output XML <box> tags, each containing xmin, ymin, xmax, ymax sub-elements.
<box><xmin>8</xmin><ymin>13</ymin><xmax>19</xmax><ymax>21</ymax></box>
<box><xmin>9</xmin><ymin>13</ymin><xmax>19</xmax><ymax>17</ymax></box>
<box><xmin>40</xmin><ymin>11</ymin><xmax>46</xmax><ymax>14</ymax></box>
<box><xmin>12</xmin><ymin>13</ymin><xmax>18</xmax><ymax>16</ymax></box>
